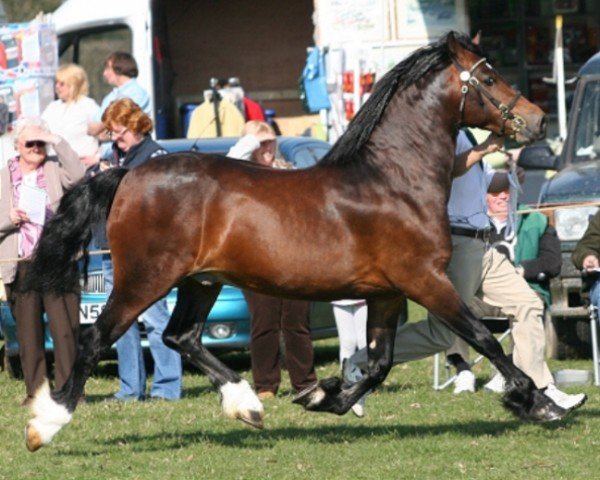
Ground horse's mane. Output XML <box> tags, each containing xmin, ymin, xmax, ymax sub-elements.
<box><xmin>320</xmin><ymin>31</ymin><xmax>483</xmax><ymax>167</ymax></box>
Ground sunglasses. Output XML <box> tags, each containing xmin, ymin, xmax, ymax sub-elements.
<box><xmin>24</xmin><ymin>140</ymin><xmax>47</xmax><ymax>149</ymax></box>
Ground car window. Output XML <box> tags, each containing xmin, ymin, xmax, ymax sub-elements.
<box><xmin>291</xmin><ymin>145</ymin><xmax>330</xmax><ymax>169</ymax></box>
<box><xmin>573</xmin><ymin>80</ymin><xmax>600</xmax><ymax>163</ymax></box>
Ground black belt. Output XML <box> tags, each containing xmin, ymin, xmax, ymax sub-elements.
<box><xmin>450</xmin><ymin>226</ymin><xmax>491</xmax><ymax>241</ymax></box>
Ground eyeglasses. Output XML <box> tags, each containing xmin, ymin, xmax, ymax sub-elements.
<box><xmin>24</xmin><ymin>140</ymin><xmax>47</xmax><ymax>149</ymax></box>
<box><xmin>108</xmin><ymin>128</ymin><xmax>129</xmax><ymax>139</ymax></box>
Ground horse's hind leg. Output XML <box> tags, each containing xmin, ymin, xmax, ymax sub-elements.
<box><xmin>163</xmin><ymin>277</ymin><xmax>264</xmax><ymax>428</ymax></box>
<box><xmin>295</xmin><ymin>296</ymin><xmax>406</xmax><ymax>415</ymax></box>
<box><xmin>25</xmin><ymin>291</ymin><xmax>145</xmax><ymax>452</ymax></box>
<box><xmin>25</xmin><ymin>255</ymin><xmax>184</xmax><ymax>452</ymax></box>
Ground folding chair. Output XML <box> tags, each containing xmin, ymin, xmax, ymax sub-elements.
<box><xmin>580</xmin><ymin>268</ymin><xmax>600</xmax><ymax>386</ymax></box>
<box><xmin>432</xmin><ymin>314</ymin><xmax>511</xmax><ymax>390</ymax></box>
<box><xmin>589</xmin><ymin>305</ymin><xmax>600</xmax><ymax>386</ymax></box>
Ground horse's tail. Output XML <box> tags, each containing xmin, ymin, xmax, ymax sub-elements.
<box><xmin>26</xmin><ymin>168</ymin><xmax>129</xmax><ymax>293</ymax></box>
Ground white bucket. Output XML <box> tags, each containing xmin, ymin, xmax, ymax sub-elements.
<box><xmin>553</xmin><ymin>369</ymin><xmax>592</xmax><ymax>387</ymax></box>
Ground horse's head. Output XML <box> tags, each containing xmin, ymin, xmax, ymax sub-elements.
<box><xmin>447</xmin><ymin>32</ymin><xmax>546</xmax><ymax>143</ymax></box>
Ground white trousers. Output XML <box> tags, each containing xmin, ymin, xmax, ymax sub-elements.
<box><xmin>333</xmin><ymin>302</ymin><xmax>368</xmax><ymax>366</ymax></box>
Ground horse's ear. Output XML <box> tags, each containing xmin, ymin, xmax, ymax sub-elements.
<box><xmin>447</xmin><ymin>31</ymin><xmax>461</xmax><ymax>55</ymax></box>
<box><xmin>472</xmin><ymin>30</ymin><xmax>482</xmax><ymax>46</ymax></box>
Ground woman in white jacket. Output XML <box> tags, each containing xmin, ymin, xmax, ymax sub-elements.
<box><xmin>42</xmin><ymin>63</ymin><xmax>100</xmax><ymax>169</ymax></box>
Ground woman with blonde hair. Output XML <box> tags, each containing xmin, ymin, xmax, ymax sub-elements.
<box><xmin>42</xmin><ymin>63</ymin><xmax>100</xmax><ymax>168</ymax></box>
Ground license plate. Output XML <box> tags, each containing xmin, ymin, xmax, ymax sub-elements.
<box><xmin>79</xmin><ymin>302</ymin><xmax>105</xmax><ymax>324</ymax></box>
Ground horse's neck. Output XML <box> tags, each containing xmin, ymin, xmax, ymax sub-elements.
<box><xmin>366</xmin><ymin>79</ymin><xmax>458</xmax><ymax>185</ymax></box>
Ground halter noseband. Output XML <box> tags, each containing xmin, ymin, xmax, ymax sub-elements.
<box><xmin>453</xmin><ymin>57</ymin><xmax>526</xmax><ymax>137</ymax></box>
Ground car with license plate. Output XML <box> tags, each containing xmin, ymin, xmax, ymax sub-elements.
<box><xmin>0</xmin><ymin>136</ymin><xmax>337</xmax><ymax>376</ymax></box>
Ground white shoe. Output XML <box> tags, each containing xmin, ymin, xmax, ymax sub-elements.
<box><xmin>351</xmin><ymin>395</ymin><xmax>366</xmax><ymax>418</ymax></box>
<box><xmin>544</xmin><ymin>383</ymin><xmax>587</xmax><ymax>411</ymax></box>
<box><xmin>453</xmin><ymin>370</ymin><xmax>476</xmax><ymax>394</ymax></box>
<box><xmin>342</xmin><ymin>359</ymin><xmax>367</xmax><ymax>417</ymax></box>
<box><xmin>483</xmin><ymin>372</ymin><xmax>506</xmax><ymax>394</ymax></box>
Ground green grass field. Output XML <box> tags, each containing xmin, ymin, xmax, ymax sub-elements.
<box><xmin>1</xmin><ymin>306</ymin><xmax>599</xmax><ymax>480</ymax></box>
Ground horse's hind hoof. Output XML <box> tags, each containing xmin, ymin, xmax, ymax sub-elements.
<box><xmin>25</xmin><ymin>423</ymin><xmax>44</xmax><ymax>452</ymax></box>
<box><xmin>220</xmin><ymin>380</ymin><xmax>264</xmax><ymax>429</ymax></box>
<box><xmin>236</xmin><ymin>409</ymin><xmax>264</xmax><ymax>429</ymax></box>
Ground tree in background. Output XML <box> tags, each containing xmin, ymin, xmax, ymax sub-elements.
<box><xmin>3</xmin><ymin>0</ymin><xmax>63</xmax><ymax>22</ymax></box>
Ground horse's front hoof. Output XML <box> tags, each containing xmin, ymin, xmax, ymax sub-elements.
<box><xmin>25</xmin><ymin>423</ymin><xmax>44</xmax><ymax>452</ymax></box>
<box><xmin>293</xmin><ymin>382</ymin><xmax>323</xmax><ymax>409</ymax></box>
<box><xmin>293</xmin><ymin>377</ymin><xmax>346</xmax><ymax>414</ymax></box>
<box><xmin>505</xmin><ymin>388</ymin><xmax>570</xmax><ymax>423</ymax></box>
<box><xmin>529</xmin><ymin>398</ymin><xmax>568</xmax><ymax>422</ymax></box>
<box><xmin>529</xmin><ymin>390</ymin><xmax>587</xmax><ymax>422</ymax></box>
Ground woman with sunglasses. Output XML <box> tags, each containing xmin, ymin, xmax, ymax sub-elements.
<box><xmin>97</xmin><ymin>98</ymin><xmax>182</xmax><ymax>402</ymax></box>
<box><xmin>0</xmin><ymin>117</ymin><xmax>85</xmax><ymax>406</ymax></box>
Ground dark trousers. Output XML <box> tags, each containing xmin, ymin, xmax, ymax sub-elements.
<box><xmin>6</xmin><ymin>262</ymin><xmax>80</xmax><ymax>397</ymax></box>
<box><xmin>243</xmin><ymin>291</ymin><xmax>317</xmax><ymax>394</ymax></box>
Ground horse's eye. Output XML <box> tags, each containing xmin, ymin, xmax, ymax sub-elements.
<box><xmin>484</xmin><ymin>77</ymin><xmax>495</xmax><ymax>86</ymax></box>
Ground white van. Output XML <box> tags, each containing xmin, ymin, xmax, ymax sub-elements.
<box><xmin>51</xmin><ymin>0</ymin><xmax>314</xmax><ymax>140</ymax></box>
<box><xmin>50</xmin><ymin>0</ymin><xmax>167</xmax><ymax>131</ymax></box>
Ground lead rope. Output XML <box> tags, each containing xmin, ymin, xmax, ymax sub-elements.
<box><xmin>501</xmin><ymin>148</ymin><xmax>521</xmax><ymax>240</ymax></box>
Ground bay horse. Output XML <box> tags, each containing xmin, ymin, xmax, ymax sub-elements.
<box><xmin>24</xmin><ymin>32</ymin><xmax>559</xmax><ymax>452</ymax></box>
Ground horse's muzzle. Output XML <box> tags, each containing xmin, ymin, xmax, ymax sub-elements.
<box><xmin>515</xmin><ymin>114</ymin><xmax>546</xmax><ymax>144</ymax></box>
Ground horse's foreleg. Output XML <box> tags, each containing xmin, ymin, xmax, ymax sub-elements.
<box><xmin>294</xmin><ymin>296</ymin><xmax>405</xmax><ymax>415</ymax></box>
<box><xmin>429</xmin><ymin>297</ymin><xmax>566</xmax><ymax>422</ymax></box>
<box><xmin>25</xmin><ymin>296</ymin><xmax>138</xmax><ymax>452</ymax></box>
<box><xmin>163</xmin><ymin>278</ymin><xmax>263</xmax><ymax>428</ymax></box>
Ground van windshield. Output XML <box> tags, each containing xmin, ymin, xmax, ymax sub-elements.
<box><xmin>573</xmin><ymin>79</ymin><xmax>600</xmax><ymax>163</ymax></box>
<box><xmin>59</xmin><ymin>26</ymin><xmax>132</xmax><ymax>103</ymax></box>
